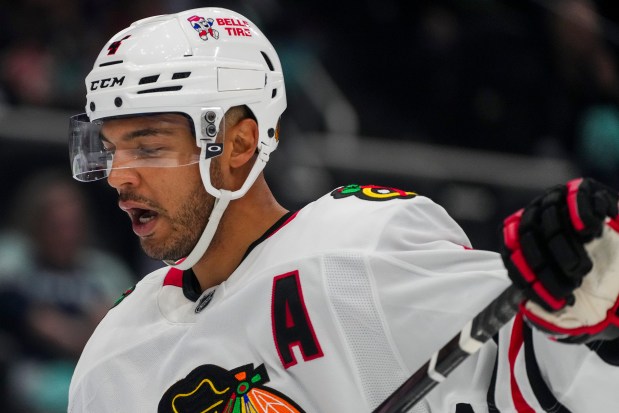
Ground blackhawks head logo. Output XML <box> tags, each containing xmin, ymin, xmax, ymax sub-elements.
<box><xmin>158</xmin><ymin>363</ymin><xmax>304</xmax><ymax>413</ymax></box>
<box><xmin>331</xmin><ymin>184</ymin><xmax>416</xmax><ymax>201</ymax></box>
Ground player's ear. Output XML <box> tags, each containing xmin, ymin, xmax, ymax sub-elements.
<box><xmin>228</xmin><ymin>118</ymin><xmax>259</xmax><ymax>169</ymax></box>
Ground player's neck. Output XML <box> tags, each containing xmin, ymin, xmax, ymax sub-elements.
<box><xmin>191</xmin><ymin>178</ymin><xmax>288</xmax><ymax>291</ymax></box>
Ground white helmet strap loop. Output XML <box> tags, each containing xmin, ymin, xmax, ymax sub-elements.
<box><xmin>167</xmin><ymin>190</ymin><xmax>231</xmax><ymax>271</ymax></box>
<box><xmin>168</xmin><ymin>142</ymin><xmax>268</xmax><ymax>270</ymax></box>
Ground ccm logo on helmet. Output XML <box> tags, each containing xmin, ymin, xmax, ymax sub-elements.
<box><xmin>90</xmin><ymin>76</ymin><xmax>125</xmax><ymax>91</ymax></box>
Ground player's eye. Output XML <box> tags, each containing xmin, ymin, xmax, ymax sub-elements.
<box><xmin>136</xmin><ymin>147</ymin><xmax>164</xmax><ymax>157</ymax></box>
<box><xmin>101</xmin><ymin>144</ymin><xmax>114</xmax><ymax>154</ymax></box>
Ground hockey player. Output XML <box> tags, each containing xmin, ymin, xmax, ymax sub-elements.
<box><xmin>68</xmin><ymin>7</ymin><xmax>619</xmax><ymax>412</ymax></box>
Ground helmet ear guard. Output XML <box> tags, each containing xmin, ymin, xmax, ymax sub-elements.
<box><xmin>198</xmin><ymin>107</ymin><xmax>224</xmax><ymax>160</ymax></box>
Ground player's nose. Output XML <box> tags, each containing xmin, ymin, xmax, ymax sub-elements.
<box><xmin>107</xmin><ymin>166</ymin><xmax>140</xmax><ymax>190</ymax></box>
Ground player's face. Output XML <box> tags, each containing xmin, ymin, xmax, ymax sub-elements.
<box><xmin>102</xmin><ymin>114</ymin><xmax>218</xmax><ymax>261</ymax></box>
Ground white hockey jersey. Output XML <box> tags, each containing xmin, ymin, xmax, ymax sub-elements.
<box><xmin>68</xmin><ymin>185</ymin><xmax>619</xmax><ymax>412</ymax></box>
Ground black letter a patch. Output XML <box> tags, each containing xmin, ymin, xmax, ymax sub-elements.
<box><xmin>271</xmin><ymin>271</ymin><xmax>324</xmax><ymax>368</ymax></box>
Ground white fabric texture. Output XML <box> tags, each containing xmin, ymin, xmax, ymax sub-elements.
<box><xmin>69</xmin><ymin>188</ymin><xmax>619</xmax><ymax>412</ymax></box>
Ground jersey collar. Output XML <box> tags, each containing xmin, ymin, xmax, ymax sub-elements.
<box><xmin>164</xmin><ymin>210</ymin><xmax>299</xmax><ymax>301</ymax></box>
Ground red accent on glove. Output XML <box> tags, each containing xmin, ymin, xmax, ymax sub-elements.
<box><xmin>608</xmin><ymin>216</ymin><xmax>619</xmax><ymax>233</ymax></box>
<box><xmin>503</xmin><ymin>209</ymin><xmax>567</xmax><ymax>311</ymax></box>
<box><xmin>521</xmin><ymin>297</ymin><xmax>619</xmax><ymax>338</ymax></box>
<box><xmin>567</xmin><ymin>178</ymin><xmax>586</xmax><ymax>232</ymax></box>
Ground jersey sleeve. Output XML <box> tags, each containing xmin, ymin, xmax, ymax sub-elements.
<box><xmin>361</xmin><ymin>194</ymin><xmax>619</xmax><ymax>411</ymax></box>
<box><xmin>489</xmin><ymin>315</ymin><xmax>619</xmax><ymax>412</ymax></box>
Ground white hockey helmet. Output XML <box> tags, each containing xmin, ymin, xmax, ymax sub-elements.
<box><xmin>69</xmin><ymin>8</ymin><xmax>287</xmax><ymax>269</ymax></box>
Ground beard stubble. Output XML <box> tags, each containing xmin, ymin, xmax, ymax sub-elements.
<box><xmin>140</xmin><ymin>159</ymin><xmax>222</xmax><ymax>262</ymax></box>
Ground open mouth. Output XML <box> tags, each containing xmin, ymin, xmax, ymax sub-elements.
<box><xmin>119</xmin><ymin>201</ymin><xmax>161</xmax><ymax>238</ymax></box>
<box><xmin>128</xmin><ymin>208</ymin><xmax>159</xmax><ymax>237</ymax></box>
<box><xmin>133</xmin><ymin>208</ymin><xmax>157</xmax><ymax>224</ymax></box>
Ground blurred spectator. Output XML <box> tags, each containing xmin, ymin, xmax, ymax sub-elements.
<box><xmin>543</xmin><ymin>0</ymin><xmax>619</xmax><ymax>186</ymax></box>
<box><xmin>0</xmin><ymin>0</ymin><xmax>171</xmax><ymax>109</ymax></box>
<box><xmin>0</xmin><ymin>169</ymin><xmax>134</xmax><ymax>413</ymax></box>
<box><xmin>2</xmin><ymin>40</ymin><xmax>56</xmax><ymax>106</ymax></box>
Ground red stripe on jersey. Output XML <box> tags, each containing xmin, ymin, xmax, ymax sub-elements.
<box><xmin>268</xmin><ymin>211</ymin><xmax>299</xmax><ymax>239</ymax></box>
<box><xmin>509</xmin><ymin>312</ymin><xmax>536</xmax><ymax>412</ymax></box>
<box><xmin>163</xmin><ymin>267</ymin><xmax>184</xmax><ymax>288</ymax></box>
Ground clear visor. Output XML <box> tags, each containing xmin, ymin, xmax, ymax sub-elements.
<box><xmin>69</xmin><ymin>113</ymin><xmax>205</xmax><ymax>182</ymax></box>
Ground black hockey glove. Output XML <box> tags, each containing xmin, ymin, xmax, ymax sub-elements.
<box><xmin>501</xmin><ymin>178</ymin><xmax>619</xmax><ymax>343</ymax></box>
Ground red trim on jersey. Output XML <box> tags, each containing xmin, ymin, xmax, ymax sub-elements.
<box><xmin>608</xmin><ymin>216</ymin><xmax>619</xmax><ymax>233</ymax></box>
<box><xmin>509</xmin><ymin>313</ymin><xmax>536</xmax><ymax>412</ymax></box>
<box><xmin>268</xmin><ymin>211</ymin><xmax>299</xmax><ymax>239</ymax></box>
<box><xmin>163</xmin><ymin>267</ymin><xmax>184</xmax><ymax>288</ymax></box>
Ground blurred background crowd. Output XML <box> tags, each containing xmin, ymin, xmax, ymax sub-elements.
<box><xmin>0</xmin><ymin>0</ymin><xmax>619</xmax><ymax>411</ymax></box>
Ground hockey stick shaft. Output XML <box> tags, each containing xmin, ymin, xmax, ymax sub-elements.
<box><xmin>373</xmin><ymin>284</ymin><xmax>525</xmax><ymax>413</ymax></box>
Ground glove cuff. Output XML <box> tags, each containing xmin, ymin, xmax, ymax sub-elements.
<box><xmin>521</xmin><ymin>298</ymin><xmax>619</xmax><ymax>343</ymax></box>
